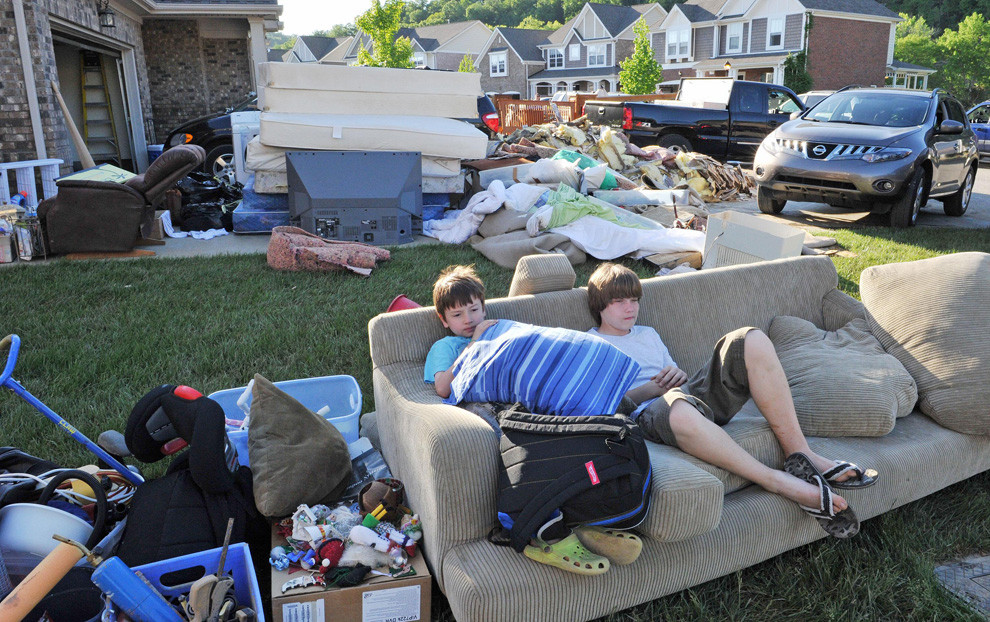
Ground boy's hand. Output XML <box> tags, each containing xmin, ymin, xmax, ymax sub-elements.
<box><xmin>652</xmin><ymin>366</ymin><xmax>687</xmax><ymax>393</ymax></box>
<box><xmin>469</xmin><ymin>319</ymin><xmax>499</xmax><ymax>343</ymax></box>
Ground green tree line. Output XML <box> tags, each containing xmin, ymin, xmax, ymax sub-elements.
<box><xmin>895</xmin><ymin>11</ymin><xmax>990</xmax><ymax>105</ymax></box>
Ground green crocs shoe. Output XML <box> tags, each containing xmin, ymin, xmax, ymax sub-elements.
<box><xmin>523</xmin><ymin>533</ymin><xmax>610</xmax><ymax>576</ymax></box>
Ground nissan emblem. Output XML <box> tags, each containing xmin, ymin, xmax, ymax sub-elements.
<box><xmin>813</xmin><ymin>144</ymin><xmax>827</xmax><ymax>156</ymax></box>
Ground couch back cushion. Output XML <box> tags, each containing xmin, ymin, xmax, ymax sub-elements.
<box><xmin>369</xmin><ymin>255</ymin><xmax>839</xmax><ymax>376</ymax></box>
<box><xmin>861</xmin><ymin>252</ymin><xmax>990</xmax><ymax>435</ymax></box>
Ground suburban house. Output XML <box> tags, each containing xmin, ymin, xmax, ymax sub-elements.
<box><xmin>326</xmin><ymin>21</ymin><xmax>491</xmax><ymax>70</ymax></box>
<box><xmin>527</xmin><ymin>3</ymin><xmax>668</xmax><ymax>97</ymax></box>
<box><xmin>284</xmin><ymin>35</ymin><xmax>347</xmax><ymax>63</ymax></box>
<box><xmin>1</xmin><ymin>0</ymin><xmax>282</xmax><ymax>175</ymax></box>
<box><xmin>268</xmin><ymin>49</ymin><xmax>288</xmax><ymax>62</ymax></box>
<box><xmin>654</xmin><ymin>0</ymin><xmax>905</xmax><ymax>90</ymax></box>
<box><xmin>475</xmin><ymin>27</ymin><xmax>555</xmax><ymax>97</ymax></box>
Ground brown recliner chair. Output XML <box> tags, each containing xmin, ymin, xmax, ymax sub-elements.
<box><xmin>39</xmin><ymin>144</ymin><xmax>205</xmax><ymax>254</ymax></box>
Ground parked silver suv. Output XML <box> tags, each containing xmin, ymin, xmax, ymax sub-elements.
<box><xmin>753</xmin><ymin>87</ymin><xmax>978</xmax><ymax>227</ymax></box>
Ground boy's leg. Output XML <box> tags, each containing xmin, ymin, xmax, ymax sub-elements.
<box><xmin>742</xmin><ymin>330</ymin><xmax>855</xmax><ymax>481</ymax></box>
<box><xmin>667</xmin><ymin>399</ymin><xmax>848</xmax><ymax>512</ymax></box>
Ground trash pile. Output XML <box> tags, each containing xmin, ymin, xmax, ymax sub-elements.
<box><xmin>497</xmin><ymin>117</ymin><xmax>755</xmax><ymax>202</ymax></box>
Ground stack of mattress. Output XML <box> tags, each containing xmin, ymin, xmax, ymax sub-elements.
<box><xmin>247</xmin><ymin>63</ymin><xmax>486</xmax><ymax>196</ymax></box>
<box><xmin>231</xmin><ymin>175</ymin><xmax>290</xmax><ymax>233</ymax></box>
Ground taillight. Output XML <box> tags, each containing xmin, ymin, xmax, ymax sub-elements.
<box><xmin>622</xmin><ymin>106</ymin><xmax>632</xmax><ymax>130</ymax></box>
<box><xmin>582</xmin><ymin>103</ymin><xmax>586</xmax><ymax>116</ymax></box>
<box><xmin>483</xmin><ymin>112</ymin><xmax>501</xmax><ymax>134</ymax></box>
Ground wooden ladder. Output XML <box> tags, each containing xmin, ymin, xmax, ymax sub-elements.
<box><xmin>79</xmin><ymin>50</ymin><xmax>122</xmax><ymax>166</ymax></box>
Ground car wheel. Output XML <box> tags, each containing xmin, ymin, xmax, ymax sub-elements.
<box><xmin>942</xmin><ymin>166</ymin><xmax>975</xmax><ymax>217</ymax></box>
<box><xmin>658</xmin><ymin>133</ymin><xmax>692</xmax><ymax>154</ymax></box>
<box><xmin>204</xmin><ymin>143</ymin><xmax>234</xmax><ymax>179</ymax></box>
<box><xmin>889</xmin><ymin>167</ymin><xmax>926</xmax><ymax>228</ymax></box>
<box><xmin>757</xmin><ymin>185</ymin><xmax>786</xmax><ymax>214</ymax></box>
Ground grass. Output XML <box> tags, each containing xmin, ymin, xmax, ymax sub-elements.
<box><xmin>2</xmin><ymin>227</ymin><xmax>990</xmax><ymax>621</ymax></box>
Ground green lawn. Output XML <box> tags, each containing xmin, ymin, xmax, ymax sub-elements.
<box><xmin>2</xmin><ymin>227</ymin><xmax>990</xmax><ymax>621</ymax></box>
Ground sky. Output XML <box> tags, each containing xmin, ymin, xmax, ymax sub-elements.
<box><xmin>280</xmin><ymin>0</ymin><xmax>375</xmax><ymax>36</ymax></box>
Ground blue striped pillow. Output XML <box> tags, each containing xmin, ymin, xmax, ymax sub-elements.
<box><xmin>444</xmin><ymin>320</ymin><xmax>641</xmax><ymax>417</ymax></box>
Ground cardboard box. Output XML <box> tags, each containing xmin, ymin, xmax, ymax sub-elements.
<box><xmin>148</xmin><ymin>210</ymin><xmax>167</xmax><ymax>240</ymax></box>
<box><xmin>701</xmin><ymin>211</ymin><xmax>804</xmax><ymax>269</ymax></box>
<box><xmin>271</xmin><ymin>526</ymin><xmax>432</xmax><ymax>622</ymax></box>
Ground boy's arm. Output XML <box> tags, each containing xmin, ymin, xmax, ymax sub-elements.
<box><xmin>624</xmin><ymin>380</ymin><xmax>663</xmax><ymax>405</ymax></box>
<box><xmin>429</xmin><ymin>320</ymin><xmax>500</xmax><ymax>398</ymax></box>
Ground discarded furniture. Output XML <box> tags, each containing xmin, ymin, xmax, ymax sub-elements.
<box><xmin>39</xmin><ymin>145</ymin><xmax>204</xmax><ymax>254</ymax></box>
<box><xmin>368</xmin><ymin>253</ymin><xmax>990</xmax><ymax>622</ymax></box>
<box><xmin>0</xmin><ymin>159</ymin><xmax>63</xmax><ymax>208</ymax></box>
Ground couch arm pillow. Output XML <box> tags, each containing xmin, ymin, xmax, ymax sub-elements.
<box><xmin>769</xmin><ymin>315</ymin><xmax>917</xmax><ymax>437</ymax></box>
<box><xmin>860</xmin><ymin>252</ymin><xmax>990</xmax><ymax>434</ymax></box>
<box><xmin>447</xmin><ymin>320</ymin><xmax>640</xmax><ymax>417</ymax></box>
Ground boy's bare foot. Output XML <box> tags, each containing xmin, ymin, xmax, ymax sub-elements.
<box><xmin>769</xmin><ymin>469</ymin><xmax>848</xmax><ymax>513</ymax></box>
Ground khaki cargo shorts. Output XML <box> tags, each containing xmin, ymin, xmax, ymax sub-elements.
<box><xmin>636</xmin><ymin>327</ymin><xmax>755</xmax><ymax>447</ymax></box>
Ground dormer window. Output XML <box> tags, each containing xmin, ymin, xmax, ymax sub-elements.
<box><xmin>489</xmin><ymin>51</ymin><xmax>506</xmax><ymax>76</ymax></box>
<box><xmin>767</xmin><ymin>16</ymin><xmax>784</xmax><ymax>49</ymax></box>
<box><xmin>413</xmin><ymin>52</ymin><xmax>426</xmax><ymax>67</ymax></box>
<box><xmin>726</xmin><ymin>23</ymin><xmax>742</xmax><ymax>54</ymax></box>
<box><xmin>588</xmin><ymin>44</ymin><xmax>606</xmax><ymax>66</ymax></box>
<box><xmin>667</xmin><ymin>29</ymin><xmax>690</xmax><ymax>60</ymax></box>
<box><xmin>549</xmin><ymin>48</ymin><xmax>564</xmax><ymax>68</ymax></box>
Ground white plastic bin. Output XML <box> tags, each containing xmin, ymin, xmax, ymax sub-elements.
<box><xmin>209</xmin><ymin>375</ymin><xmax>361</xmax><ymax>467</ymax></box>
<box><xmin>701</xmin><ymin>211</ymin><xmax>804</xmax><ymax>269</ymax></box>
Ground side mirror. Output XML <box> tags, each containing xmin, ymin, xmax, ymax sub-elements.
<box><xmin>790</xmin><ymin>111</ymin><xmax>802</xmax><ymax>121</ymax></box>
<box><xmin>938</xmin><ymin>120</ymin><xmax>965</xmax><ymax>135</ymax></box>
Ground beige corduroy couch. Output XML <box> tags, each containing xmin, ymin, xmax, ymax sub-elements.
<box><xmin>367</xmin><ymin>253</ymin><xmax>990</xmax><ymax>622</ymax></box>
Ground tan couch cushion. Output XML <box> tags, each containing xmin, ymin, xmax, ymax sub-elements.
<box><xmin>861</xmin><ymin>252</ymin><xmax>990</xmax><ymax>434</ymax></box>
<box><xmin>768</xmin><ymin>316</ymin><xmax>917</xmax><ymax>437</ymax></box>
<box><xmin>508</xmin><ymin>253</ymin><xmax>576</xmax><ymax>297</ymax></box>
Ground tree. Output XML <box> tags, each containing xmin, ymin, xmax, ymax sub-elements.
<box><xmin>313</xmin><ymin>24</ymin><xmax>357</xmax><ymax>37</ymax></box>
<box><xmin>783</xmin><ymin>50</ymin><xmax>813</xmax><ymax>93</ymax></box>
<box><xmin>356</xmin><ymin>0</ymin><xmax>414</xmax><ymax>68</ymax></box>
<box><xmin>458</xmin><ymin>54</ymin><xmax>477</xmax><ymax>72</ymax></box>
<box><xmin>618</xmin><ymin>19</ymin><xmax>662</xmax><ymax>95</ymax></box>
<box><xmin>894</xmin><ymin>13</ymin><xmax>939</xmax><ymax>70</ymax></box>
<box><xmin>266</xmin><ymin>32</ymin><xmax>295</xmax><ymax>49</ymax></box>
<box><xmin>936</xmin><ymin>13</ymin><xmax>990</xmax><ymax>105</ymax></box>
<box><xmin>517</xmin><ymin>15</ymin><xmax>563</xmax><ymax>29</ymax></box>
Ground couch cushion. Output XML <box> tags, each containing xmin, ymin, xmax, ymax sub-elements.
<box><xmin>861</xmin><ymin>252</ymin><xmax>990</xmax><ymax>435</ymax></box>
<box><xmin>768</xmin><ymin>316</ymin><xmax>917</xmax><ymax>437</ymax></box>
<box><xmin>639</xmin><ymin>443</ymin><xmax>723</xmax><ymax>542</ymax></box>
<box><xmin>508</xmin><ymin>253</ymin><xmax>575</xmax><ymax>297</ymax></box>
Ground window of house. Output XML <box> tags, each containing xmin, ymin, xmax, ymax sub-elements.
<box><xmin>726</xmin><ymin>23</ymin><xmax>743</xmax><ymax>53</ymax></box>
<box><xmin>569</xmin><ymin>44</ymin><xmax>580</xmax><ymax>61</ymax></box>
<box><xmin>679</xmin><ymin>29</ymin><xmax>690</xmax><ymax>56</ymax></box>
<box><xmin>588</xmin><ymin>44</ymin><xmax>606</xmax><ymax>66</ymax></box>
<box><xmin>549</xmin><ymin>48</ymin><xmax>564</xmax><ymax>68</ymax></box>
<box><xmin>413</xmin><ymin>53</ymin><xmax>425</xmax><ymax>68</ymax></box>
<box><xmin>767</xmin><ymin>17</ymin><xmax>784</xmax><ymax>49</ymax></box>
<box><xmin>667</xmin><ymin>30</ymin><xmax>678</xmax><ymax>58</ymax></box>
<box><xmin>667</xmin><ymin>29</ymin><xmax>690</xmax><ymax>59</ymax></box>
<box><xmin>489</xmin><ymin>52</ymin><xmax>506</xmax><ymax>77</ymax></box>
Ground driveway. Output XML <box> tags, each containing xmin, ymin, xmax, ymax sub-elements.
<box><xmin>708</xmin><ymin>166</ymin><xmax>990</xmax><ymax>230</ymax></box>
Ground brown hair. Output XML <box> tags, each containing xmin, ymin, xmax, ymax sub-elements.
<box><xmin>433</xmin><ymin>265</ymin><xmax>486</xmax><ymax>317</ymax></box>
<box><xmin>587</xmin><ymin>263</ymin><xmax>642</xmax><ymax>325</ymax></box>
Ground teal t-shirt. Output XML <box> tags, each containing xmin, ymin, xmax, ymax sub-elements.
<box><xmin>424</xmin><ymin>336</ymin><xmax>471</xmax><ymax>383</ymax></box>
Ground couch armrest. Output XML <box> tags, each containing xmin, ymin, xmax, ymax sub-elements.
<box><xmin>640</xmin><ymin>442</ymin><xmax>724</xmax><ymax>542</ymax></box>
<box><xmin>373</xmin><ymin>363</ymin><xmax>500</xmax><ymax>591</ymax></box>
<box><xmin>821</xmin><ymin>289</ymin><xmax>866</xmax><ymax>331</ymax></box>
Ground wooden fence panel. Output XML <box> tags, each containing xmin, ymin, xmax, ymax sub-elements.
<box><xmin>498</xmin><ymin>100</ymin><xmax>582</xmax><ymax>132</ymax></box>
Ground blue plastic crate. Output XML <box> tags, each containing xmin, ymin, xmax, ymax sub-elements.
<box><xmin>210</xmin><ymin>375</ymin><xmax>362</xmax><ymax>467</ymax></box>
<box><xmin>130</xmin><ymin>543</ymin><xmax>263</xmax><ymax>621</ymax></box>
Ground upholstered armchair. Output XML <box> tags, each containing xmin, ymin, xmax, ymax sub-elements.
<box><xmin>39</xmin><ymin>144</ymin><xmax>205</xmax><ymax>254</ymax></box>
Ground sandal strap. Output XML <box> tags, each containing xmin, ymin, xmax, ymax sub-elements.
<box><xmin>823</xmin><ymin>461</ymin><xmax>862</xmax><ymax>481</ymax></box>
<box><xmin>798</xmin><ymin>473</ymin><xmax>836</xmax><ymax>519</ymax></box>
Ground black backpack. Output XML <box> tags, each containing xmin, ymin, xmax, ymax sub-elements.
<box><xmin>491</xmin><ymin>407</ymin><xmax>653</xmax><ymax>552</ymax></box>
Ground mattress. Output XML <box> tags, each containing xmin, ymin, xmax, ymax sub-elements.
<box><xmin>259</xmin><ymin>86</ymin><xmax>478</xmax><ymax>119</ymax></box>
<box><xmin>259</xmin><ymin>62</ymin><xmax>481</xmax><ymax>97</ymax></box>
<box><xmin>253</xmin><ymin>170</ymin><xmax>288</xmax><ymax>195</ymax></box>
<box><xmin>232</xmin><ymin>176</ymin><xmax>290</xmax><ymax>232</ymax></box>
<box><xmin>259</xmin><ymin>113</ymin><xmax>488</xmax><ymax>161</ymax></box>
<box><xmin>244</xmin><ymin>136</ymin><xmax>461</xmax><ymax>177</ymax></box>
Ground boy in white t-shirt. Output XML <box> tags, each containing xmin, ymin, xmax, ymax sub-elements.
<box><xmin>587</xmin><ymin>263</ymin><xmax>878</xmax><ymax>538</ymax></box>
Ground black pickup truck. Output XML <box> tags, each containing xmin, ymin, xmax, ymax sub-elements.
<box><xmin>586</xmin><ymin>78</ymin><xmax>805</xmax><ymax>161</ymax></box>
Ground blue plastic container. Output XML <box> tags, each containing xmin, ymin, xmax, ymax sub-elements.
<box><xmin>126</xmin><ymin>543</ymin><xmax>263</xmax><ymax>622</ymax></box>
<box><xmin>147</xmin><ymin>144</ymin><xmax>164</xmax><ymax>164</ymax></box>
<box><xmin>209</xmin><ymin>375</ymin><xmax>362</xmax><ymax>467</ymax></box>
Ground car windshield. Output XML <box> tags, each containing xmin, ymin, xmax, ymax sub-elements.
<box><xmin>805</xmin><ymin>93</ymin><xmax>930</xmax><ymax>127</ymax></box>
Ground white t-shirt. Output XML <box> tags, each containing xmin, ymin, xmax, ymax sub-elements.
<box><xmin>588</xmin><ymin>325</ymin><xmax>678</xmax><ymax>415</ymax></box>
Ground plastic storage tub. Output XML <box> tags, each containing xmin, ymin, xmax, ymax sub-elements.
<box><xmin>115</xmin><ymin>543</ymin><xmax>263</xmax><ymax>621</ymax></box>
<box><xmin>209</xmin><ymin>375</ymin><xmax>362</xmax><ymax>467</ymax></box>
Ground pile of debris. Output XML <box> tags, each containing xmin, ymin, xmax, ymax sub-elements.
<box><xmin>496</xmin><ymin>117</ymin><xmax>755</xmax><ymax>202</ymax></box>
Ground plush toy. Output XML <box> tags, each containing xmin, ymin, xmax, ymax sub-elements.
<box><xmin>317</xmin><ymin>539</ymin><xmax>345</xmax><ymax>573</ymax></box>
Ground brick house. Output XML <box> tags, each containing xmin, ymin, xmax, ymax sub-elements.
<box><xmin>527</xmin><ymin>3</ymin><xmax>668</xmax><ymax>98</ymax></box>
<box><xmin>656</xmin><ymin>0</ymin><xmax>902</xmax><ymax>90</ymax></box>
<box><xmin>0</xmin><ymin>0</ymin><xmax>281</xmax><ymax>174</ymax></box>
<box><xmin>475</xmin><ymin>27</ymin><xmax>555</xmax><ymax>96</ymax></box>
<box><xmin>329</xmin><ymin>21</ymin><xmax>491</xmax><ymax>71</ymax></box>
